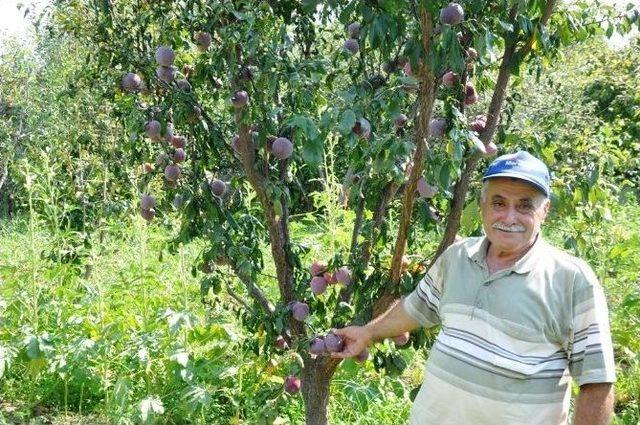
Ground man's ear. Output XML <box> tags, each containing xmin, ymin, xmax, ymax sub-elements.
<box><xmin>541</xmin><ymin>198</ymin><xmax>551</xmax><ymax>221</ymax></box>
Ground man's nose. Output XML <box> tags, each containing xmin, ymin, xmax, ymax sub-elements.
<box><xmin>502</xmin><ymin>205</ymin><xmax>518</xmax><ymax>223</ymax></box>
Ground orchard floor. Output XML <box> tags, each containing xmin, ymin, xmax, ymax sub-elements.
<box><xmin>0</xmin><ymin>202</ymin><xmax>638</xmax><ymax>424</ymax></box>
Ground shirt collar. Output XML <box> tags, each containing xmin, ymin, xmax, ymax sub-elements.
<box><xmin>465</xmin><ymin>233</ymin><xmax>545</xmax><ymax>274</ymax></box>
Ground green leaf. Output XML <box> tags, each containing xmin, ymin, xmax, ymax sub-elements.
<box><xmin>139</xmin><ymin>396</ymin><xmax>165</xmax><ymax>423</ymax></box>
<box><xmin>338</xmin><ymin>110</ymin><xmax>357</xmax><ymax>135</ymax></box>
<box><xmin>287</xmin><ymin>115</ymin><xmax>319</xmax><ymax>140</ymax></box>
<box><xmin>0</xmin><ymin>346</ymin><xmax>16</xmax><ymax>379</ymax></box>
<box><xmin>170</xmin><ymin>350</ymin><xmax>190</xmax><ymax>367</ymax></box>
<box><xmin>499</xmin><ymin>20</ymin><xmax>514</xmax><ymax>32</ymax></box>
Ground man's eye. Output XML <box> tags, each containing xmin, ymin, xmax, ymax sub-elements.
<box><xmin>492</xmin><ymin>201</ymin><xmax>505</xmax><ymax>207</ymax></box>
<box><xmin>518</xmin><ymin>204</ymin><xmax>534</xmax><ymax>212</ymax></box>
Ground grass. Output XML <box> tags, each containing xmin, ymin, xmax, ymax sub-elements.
<box><xmin>0</xmin><ymin>201</ymin><xmax>638</xmax><ymax>424</ymax></box>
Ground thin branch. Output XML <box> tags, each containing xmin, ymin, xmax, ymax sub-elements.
<box><xmin>226</xmin><ymin>286</ymin><xmax>256</xmax><ymax>314</ymax></box>
<box><xmin>360</xmin><ymin>180</ymin><xmax>400</xmax><ymax>267</ymax></box>
<box><xmin>219</xmin><ymin>254</ymin><xmax>276</xmax><ymax>315</ymax></box>
<box><xmin>517</xmin><ymin>0</ymin><xmax>558</xmax><ymax>58</ymax></box>
<box><xmin>348</xmin><ymin>182</ymin><xmax>366</xmax><ymax>263</ymax></box>
<box><xmin>339</xmin><ymin>179</ymin><xmax>400</xmax><ymax>304</ymax></box>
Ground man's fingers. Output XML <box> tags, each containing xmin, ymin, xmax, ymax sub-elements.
<box><xmin>331</xmin><ymin>327</ymin><xmax>348</xmax><ymax>337</ymax></box>
<box><xmin>330</xmin><ymin>350</ymin><xmax>354</xmax><ymax>359</ymax></box>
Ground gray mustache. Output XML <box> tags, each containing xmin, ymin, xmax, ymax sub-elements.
<box><xmin>492</xmin><ymin>223</ymin><xmax>525</xmax><ymax>232</ymax></box>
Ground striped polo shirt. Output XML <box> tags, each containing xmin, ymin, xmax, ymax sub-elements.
<box><xmin>403</xmin><ymin>235</ymin><xmax>616</xmax><ymax>425</ymax></box>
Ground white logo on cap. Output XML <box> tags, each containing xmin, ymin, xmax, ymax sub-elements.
<box><xmin>505</xmin><ymin>160</ymin><xmax>519</xmax><ymax>166</ymax></box>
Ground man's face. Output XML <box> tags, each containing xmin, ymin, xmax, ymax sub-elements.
<box><xmin>480</xmin><ymin>177</ymin><xmax>550</xmax><ymax>254</ymax></box>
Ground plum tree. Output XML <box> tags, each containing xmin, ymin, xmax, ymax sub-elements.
<box><xmin>164</xmin><ymin>164</ymin><xmax>180</xmax><ymax>182</ymax></box>
<box><xmin>393</xmin><ymin>332</ymin><xmax>410</xmax><ymax>346</ymax></box>
<box><xmin>334</xmin><ymin>267</ymin><xmax>351</xmax><ymax>285</ymax></box>
<box><xmin>309</xmin><ymin>261</ymin><xmax>327</xmax><ymax>277</ymax></box>
<box><xmin>139</xmin><ymin>208</ymin><xmax>155</xmax><ymax>222</ymax></box>
<box><xmin>59</xmin><ymin>0</ymin><xmax>624</xmax><ymax>422</ymax></box>
<box><xmin>323</xmin><ymin>272</ymin><xmax>337</xmax><ymax>285</ymax></box>
<box><xmin>171</xmin><ymin>135</ymin><xmax>186</xmax><ymax>149</ymax></box>
<box><xmin>310</xmin><ymin>337</ymin><xmax>326</xmax><ymax>355</ymax></box>
<box><xmin>164</xmin><ymin>122</ymin><xmax>174</xmax><ymax>141</ymax></box>
<box><xmin>291</xmin><ymin>302</ymin><xmax>309</xmax><ymax>322</ymax></box>
<box><xmin>140</xmin><ymin>194</ymin><xmax>156</xmax><ymax>210</ymax></box>
<box><xmin>429</xmin><ymin>118</ymin><xmax>447</xmax><ymax>138</ymax></box>
<box><xmin>465</xmin><ymin>82</ymin><xmax>478</xmax><ymax>105</ymax></box>
<box><xmin>156</xmin><ymin>66</ymin><xmax>177</xmax><ymax>83</ymax></box>
<box><xmin>470</xmin><ymin>115</ymin><xmax>487</xmax><ymax>133</ymax></box>
<box><xmin>323</xmin><ymin>333</ymin><xmax>344</xmax><ymax>353</ymax></box>
<box><xmin>145</xmin><ymin>120</ymin><xmax>161</xmax><ymax>140</ymax></box>
<box><xmin>173</xmin><ymin>148</ymin><xmax>186</xmax><ymax>163</ymax></box>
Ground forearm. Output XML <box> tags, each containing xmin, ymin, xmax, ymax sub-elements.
<box><xmin>363</xmin><ymin>299</ymin><xmax>421</xmax><ymax>342</ymax></box>
<box><xmin>573</xmin><ymin>383</ymin><xmax>614</xmax><ymax>425</ymax></box>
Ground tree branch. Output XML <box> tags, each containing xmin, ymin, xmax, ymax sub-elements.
<box><xmin>389</xmin><ymin>8</ymin><xmax>436</xmax><ymax>285</ymax></box>
<box><xmin>360</xmin><ymin>180</ymin><xmax>400</xmax><ymax>267</ymax></box>
<box><xmin>226</xmin><ymin>285</ymin><xmax>256</xmax><ymax>315</ymax></box>
<box><xmin>234</xmin><ymin>105</ymin><xmax>303</xmax><ymax>336</ymax></box>
<box><xmin>348</xmin><ymin>183</ymin><xmax>366</xmax><ymax>263</ymax></box>
<box><xmin>517</xmin><ymin>0</ymin><xmax>558</xmax><ymax>59</ymax></box>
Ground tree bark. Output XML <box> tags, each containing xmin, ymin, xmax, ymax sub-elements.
<box><xmin>389</xmin><ymin>8</ymin><xmax>436</xmax><ymax>285</ymax></box>
<box><xmin>234</xmin><ymin>116</ymin><xmax>304</xmax><ymax>336</ymax></box>
<box><xmin>301</xmin><ymin>356</ymin><xmax>339</xmax><ymax>425</ymax></box>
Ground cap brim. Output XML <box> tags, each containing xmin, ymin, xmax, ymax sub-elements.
<box><xmin>482</xmin><ymin>173</ymin><xmax>549</xmax><ymax>197</ymax></box>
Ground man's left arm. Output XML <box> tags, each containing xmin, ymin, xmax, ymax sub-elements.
<box><xmin>573</xmin><ymin>383</ymin><xmax>614</xmax><ymax>425</ymax></box>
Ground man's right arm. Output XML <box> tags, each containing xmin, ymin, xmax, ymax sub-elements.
<box><xmin>330</xmin><ymin>299</ymin><xmax>421</xmax><ymax>359</ymax></box>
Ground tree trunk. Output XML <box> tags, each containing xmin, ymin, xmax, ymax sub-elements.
<box><xmin>302</xmin><ymin>357</ymin><xmax>338</xmax><ymax>425</ymax></box>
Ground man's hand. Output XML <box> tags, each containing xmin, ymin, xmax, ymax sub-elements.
<box><xmin>328</xmin><ymin>299</ymin><xmax>421</xmax><ymax>359</ymax></box>
<box><xmin>573</xmin><ymin>382</ymin><xmax>614</xmax><ymax>425</ymax></box>
<box><xmin>329</xmin><ymin>326</ymin><xmax>372</xmax><ymax>359</ymax></box>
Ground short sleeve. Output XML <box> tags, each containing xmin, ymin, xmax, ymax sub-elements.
<box><xmin>567</xmin><ymin>262</ymin><xmax>617</xmax><ymax>386</ymax></box>
<box><xmin>403</xmin><ymin>251</ymin><xmax>447</xmax><ymax>328</ymax></box>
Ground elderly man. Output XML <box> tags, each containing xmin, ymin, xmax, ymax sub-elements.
<box><xmin>332</xmin><ymin>151</ymin><xmax>616</xmax><ymax>425</ymax></box>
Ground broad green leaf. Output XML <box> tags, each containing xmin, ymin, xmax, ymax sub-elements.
<box><xmin>139</xmin><ymin>396</ymin><xmax>165</xmax><ymax>423</ymax></box>
<box><xmin>170</xmin><ymin>350</ymin><xmax>190</xmax><ymax>367</ymax></box>
<box><xmin>338</xmin><ymin>110</ymin><xmax>357</xmax><ymax>135</ymax></box>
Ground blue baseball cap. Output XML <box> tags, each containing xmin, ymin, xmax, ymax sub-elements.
<box><xmin>482</xmin><ymin>151</ymin><xmax>551</xmax><ymax>197</ymax></box>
